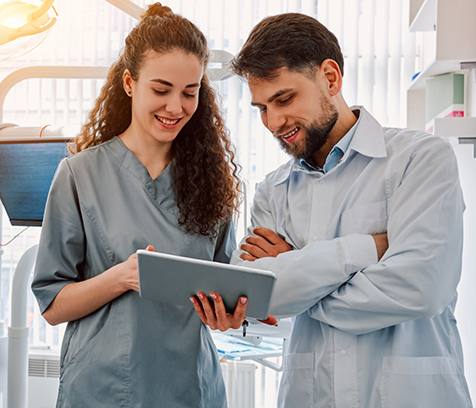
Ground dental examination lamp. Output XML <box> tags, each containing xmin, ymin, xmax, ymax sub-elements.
<box><xmin>0</xmin><ymin>0</ymin><xmax>57</xmax><ymax>60</ymax></box>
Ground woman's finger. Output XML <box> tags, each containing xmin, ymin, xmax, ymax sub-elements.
<box><xmin>209</xmin><ymin>292</ymin><xmax>230</xmax><ymax>331</ymax></box>
<box><xmin>196</xmin><ymin>291</ymin><xmax>218</xmax><ymax>329</ymax></box>
<box><xmin>190</xmin><ymin>296</ymin><xmax>208</xmax><ymax>324</ymax></box>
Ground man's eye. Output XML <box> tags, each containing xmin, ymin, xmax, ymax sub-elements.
<box><xmin>259</xmin><ymin>106</ymin><xmax>267</xmax><ymax>113</ymax></box>
<box><xmin>279</xmin><ymin>97</ymin><xmax>292</xmax><ymax>105</ymax></box>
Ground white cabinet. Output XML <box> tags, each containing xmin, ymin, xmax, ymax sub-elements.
<box><xmin>406</xmin><ymin>0</ymin><xmax>476</xmax><ymax>131</ymax></box>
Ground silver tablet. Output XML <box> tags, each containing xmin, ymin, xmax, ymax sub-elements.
<box><xmin>137</xmin><ymin>250</ymin><xmax>277</xmax><ymax>320</ymax></box>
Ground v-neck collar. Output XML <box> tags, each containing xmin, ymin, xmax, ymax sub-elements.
<box><xmin>104</xmin><ymin>136</ymin><xmax>174</xmax><ymax>201</ymax></box>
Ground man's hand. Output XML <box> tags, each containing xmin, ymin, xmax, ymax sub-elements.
<box><xmin>240</xmin><ymin>227</ymin><xmax>293</xmax><ymax>261</ymax></box>
<box><xmin>372</xmin><ymin>233</ymin><xmax>388</xmax><ymax>261</ymax></box>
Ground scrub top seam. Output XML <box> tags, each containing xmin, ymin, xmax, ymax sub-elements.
<box><xmin>79</xmin><ymin>202</ymin><xmax>116</xmax><ymax>265</ymax></box>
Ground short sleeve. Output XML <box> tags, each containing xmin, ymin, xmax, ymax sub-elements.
<box><xmin>31</xmin><ymin>159</ymin><xmax>86</xmax><ymax>314</ymax></box>
<box><xmin>213</xmin><ymin>218</ymin><xmax>237</xmax><ymax>264</ymax></box>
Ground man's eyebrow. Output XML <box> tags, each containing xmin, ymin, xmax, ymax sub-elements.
<box><xmin>267</xmin><ymin>88</ymin><xmax>293</xmax><ymax>103</ymax></box>
<box><xmin>250</xmin><ymin>88</ymin><xmax>293</xmax><ymax>107</ymax></box>
<box><xmin>150</xmin><ymin>78</ymin><xmax>200</xmax><ymax>88</ymax></box>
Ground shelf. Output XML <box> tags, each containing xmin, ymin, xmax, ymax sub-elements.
<box><xmin>434</xmin><ymin>117</ymin><xmax>476</xmax><ymax>137</ymax></box>
<box><xmin>408</xmin><ymin>59</ymin><xmax>464</xmax><ymax>91</ymax></box>
<box><xmin>409</xmin><ymin>0</ymin><xmax>437</xmax><ymax>32</ymax></box>
<box><xmin>407</xmin><ymin>0</ymin><xmax>476</xmax><ymax>92</ymax></box>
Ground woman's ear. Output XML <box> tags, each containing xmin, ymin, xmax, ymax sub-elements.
<box><xmin>123</xmin><ymin>69</ymin><xmax>133</xmax><ymax>97</ymax></box>
<box><xmin>320</xmin><ymin>59</ymin><xmax>342</xmax><ymax>97</ymax></box>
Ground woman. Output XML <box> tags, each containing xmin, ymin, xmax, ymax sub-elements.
<box><xmin>31</xmin><ymin>3</ymin><xmax>244</xmax><ymax>407</ymax></box>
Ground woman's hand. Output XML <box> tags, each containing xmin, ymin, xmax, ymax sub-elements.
<box><xmin>119</xmin><ymin>244</ymin><xmax>155</xmax><ymax>293</ymax></box>
<box><xmin>191</xmin><ymin>291</ymin><xmax>247</xmax><ymax>331</ymax></box>
<box><xmin>190</xmin><ymin>291</ymin><xmax>277</xmax><ymax>330</ymax></box>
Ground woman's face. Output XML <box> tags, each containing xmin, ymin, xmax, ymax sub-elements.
<box><xmin>125</xmin><ymin>50</ymin><xmax>204</xmax><ymax>146</ymax></box>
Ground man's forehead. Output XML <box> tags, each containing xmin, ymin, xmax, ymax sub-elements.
<box><xmin>248</xmin><ymin>67</ymin><xmax>289</xmax><ymax>86</ymax></box>
<box><xmin>248</xmin><ymin>68</ymin><xmax>306</xmax><ymax>104</ymax></box>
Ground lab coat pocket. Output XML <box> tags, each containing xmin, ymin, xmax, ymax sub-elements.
<box><xmin>278</xmin><ymin>352</ymin><xmax>314</xmax><ymax>408</ymax></box>
<box><xmin>340</xmin><ymin>201</ymin><xmax>387</xmax><ymax>235</ymax></box>
<box><xmin>380</xmin><ymin>356</ymin><xmax>471</xmax><ymax>408</ymax></box>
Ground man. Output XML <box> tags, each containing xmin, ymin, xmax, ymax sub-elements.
<box><xmin>193</xmin><ymin>12</ymin><xmax>473</xmax><ymax>408</ymax></box>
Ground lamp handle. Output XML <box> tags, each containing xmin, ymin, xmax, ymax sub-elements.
<box><xmin>30</xmin><ymin>0</ymin><xmax>55</xmax><ymax>22</ymax></box>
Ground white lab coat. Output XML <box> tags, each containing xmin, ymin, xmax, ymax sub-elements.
<box><xmin>232</xmin><ymin>107</ymin><xmax>473</xmax><ymax>408</ymax></box>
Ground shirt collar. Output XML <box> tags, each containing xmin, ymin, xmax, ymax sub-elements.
<box><xmin>347</xmin><ymin>105</ymin><xmax>387</xmax><ymax>159</ymax></box>
<box><xmin>274</xmin><ymin>106</ymin><xmax>387</xmax><ymax>186</ymax></box>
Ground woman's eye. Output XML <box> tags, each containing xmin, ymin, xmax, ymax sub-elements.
<box><xmin>153</xmin><ymin>89</ymin><xmax>167</xmax><ymax>95</ymax></box>
<box><xmin>184</xmin><ymin>93</ymin><xmax>197</xmax><ymax>99</ymax></box>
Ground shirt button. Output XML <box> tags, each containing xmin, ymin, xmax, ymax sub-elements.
<box><xmin>312</xmin><ymin>235</ymin><xmax>317</xmax><ymax>240</ymax></box>
<box><xmin>319</xmin><ymin>179</ymin><xmax>325</xmax><ymax>184</ymax></box>
<box><xmin>340</xmin><ymin>350</ymin><xmax>347</xmax><ymax>356</ymax></box>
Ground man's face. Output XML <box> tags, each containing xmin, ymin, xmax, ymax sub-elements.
<box><xmin>248</xmin><ymin>67</ymin><xmax>338</xmax><ymax>163</ymax></box>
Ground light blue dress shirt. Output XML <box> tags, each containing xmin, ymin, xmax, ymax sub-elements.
<box><xmin>231</xmin><ymin>107</ymin><xmax>473</xmax><ymax>408</ymax></box>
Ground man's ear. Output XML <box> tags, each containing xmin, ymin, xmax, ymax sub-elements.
<box><xmin>319</xmin><ymin>59</ymin><xmax>342</xmax><ymax>97</ymax></box>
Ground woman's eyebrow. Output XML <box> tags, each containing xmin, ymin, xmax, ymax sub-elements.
<box><xmin>150</xmin><ymin>78</ymin><xmax>200</xmax><ymax>88</ymax></box>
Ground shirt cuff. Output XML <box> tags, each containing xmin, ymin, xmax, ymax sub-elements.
<box><xmin>340</xmin><ymin>233</ymin><xmax>378</xmax><ymax>276</ymax></box>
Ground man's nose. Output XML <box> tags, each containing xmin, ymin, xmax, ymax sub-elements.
<box><xmin>265</xmin><ymin>109</ymin><xmax>286</xmax><ymax>132</ymax></box>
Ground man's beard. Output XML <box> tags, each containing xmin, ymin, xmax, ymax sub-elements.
<box><xmin>277</xmin><ymin>100</ymin><xmax>338</xmax><ymax>164</ymax></box>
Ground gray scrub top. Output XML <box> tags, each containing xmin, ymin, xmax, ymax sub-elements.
<box><xmin>32</xmin><ymin>136</ymin><xmax>235</xmax><ymax>408</ymax></box>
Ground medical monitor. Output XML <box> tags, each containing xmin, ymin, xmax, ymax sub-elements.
<box><xmin>0</xmin><ymin>130</ymin><xmax>71</xmax><ymax>227</ymax></box>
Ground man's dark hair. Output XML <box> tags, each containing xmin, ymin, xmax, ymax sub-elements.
<box><xmin>231</xmin><ymin>13</ymin><xmax>344</xmax><ymax>80</ymax></box>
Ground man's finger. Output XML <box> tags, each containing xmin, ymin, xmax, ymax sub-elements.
<box><xmin>245</xmin><ymin>236</ymin><xmax>272</xmax><ymax>252</ymax></box>
<box><xmin>241</xmin><ymin>243</ymin><xmax>268</xmax><ymax>259</ymax></box>
<box><xmin>257</xmin><ymin>315</ymin><xmax>278</xmax><ymax>326</ymax></box>
<box><xmin>253</xmin><ymin>227</ymin><xmax>284</xmax><ymax>245</ymax></box>
<box><xmin>240</xmin><ymin>253</ymin><xmax>257</xmax><ymax>262</ymax></box>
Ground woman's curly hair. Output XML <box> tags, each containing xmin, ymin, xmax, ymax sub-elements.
<box><xmin>69</xmin><ymin>2</ymin><xmax>241</xmax><ymax>237</ymax></box>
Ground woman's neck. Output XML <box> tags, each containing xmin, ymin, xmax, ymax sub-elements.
<box><xmin>119</xmin><ymin>126</ymin><xmax>174</xmax><ymax>180</ymax></box>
